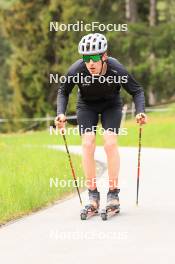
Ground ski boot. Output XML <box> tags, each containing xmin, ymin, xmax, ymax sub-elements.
<box><xmin>101</xmin><ymin>188</ymin><xmax>120</xmax><ymax>221</ymax></box>
<box><xmin>80</xmin><ymin>188</ymin><xmax>100</xmax><ymax>220</ymax></box>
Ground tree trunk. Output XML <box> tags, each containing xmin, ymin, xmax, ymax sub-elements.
<box><xmin>125</xmin><ymin>0</ymin><xmax>138</xmax><ymax>22</ymax></box>
<box><xmin>149</xmin><ymin>0</ymin><xmax>157</xmax><ymax>26</ymax></box>
<box><xmin>148</xmin><ymin>0</ymin><xmax>157</xmax><ymax>105</ymax></box>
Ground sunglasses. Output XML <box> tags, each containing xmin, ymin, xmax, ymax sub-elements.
<box><xmin>83</xmin><ymin>54</ymin><xmax>102</xmax><ymax>63</ymax></box>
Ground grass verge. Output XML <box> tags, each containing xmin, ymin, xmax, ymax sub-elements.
<box><xmin>0</xmin><ymin>144</ymin><xmax>84</xmax><ymax>224</ymax></box>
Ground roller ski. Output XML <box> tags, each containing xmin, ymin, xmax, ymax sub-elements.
<box><xmin>101</xmin><ymin>189</ymin><xmax>120</xmax><ymax>221</ymax></box>
<box><xmin>80</xmin><ymin>188</ymin><xmax>100</xmax><ymax>220</ymax></box>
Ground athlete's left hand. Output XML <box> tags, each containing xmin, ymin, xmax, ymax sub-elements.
<box><xmin>136</xmin><ymin>113</ymin><xmax>147</xmax><ymax>125</ymax></box>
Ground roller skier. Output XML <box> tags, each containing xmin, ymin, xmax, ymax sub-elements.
<box><xmin>55</xmin><ymin>33</ymin><xmax>147</xmax><ymax>220</ymax></box>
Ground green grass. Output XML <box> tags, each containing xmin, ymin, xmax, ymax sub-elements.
<box><xmin>118</xmin><ymin>103</ymin><xmax>175</xmax><ymax>148</ymax></box>
<box><xmin>0</xmin><ymin>143</ymin><xmax>84</xmax><ymax>224</ymax></box>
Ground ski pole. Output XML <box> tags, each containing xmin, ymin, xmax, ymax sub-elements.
<box><xmin>61</xmin><ymin>132</ymin><xmax>83</xmax><ymax>206</ymax></box>
<box><xmin>136</xmin><ymin>123</ymin><xmax>143</xmax><ymax>206</ymax></box>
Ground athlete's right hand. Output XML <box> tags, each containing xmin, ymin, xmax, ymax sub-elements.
<box><xmin>54</xmin><ymin>114</ymin><xmax>67</xmax><ymax>129</ymax></box>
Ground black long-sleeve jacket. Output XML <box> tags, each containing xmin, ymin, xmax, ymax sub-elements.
<box><xmin>57</xmin><ymin>57</ymin><xmax>145</xmax><ymax>115</ymax></box>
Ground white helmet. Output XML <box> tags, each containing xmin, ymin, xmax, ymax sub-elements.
<box><xmin>78</xmin><ymin>33</ymin><xmax>108</xmax><ymax>55</ymax></box>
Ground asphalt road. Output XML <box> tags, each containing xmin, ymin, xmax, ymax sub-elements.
<box><xmin>0</xmin><ymin>146</ymin><xmax>175</xmax><ymax>264</ymax></box>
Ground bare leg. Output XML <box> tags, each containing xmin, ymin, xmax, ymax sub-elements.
<box><xmin>81</xmin><ymin>132</ymin><xmax>96</xmax><ymax>190</ymax></box>
<box><xmin>103</xmin><ymin>131</ymin><xmax>120</xmax><ymax>190</ymax></box>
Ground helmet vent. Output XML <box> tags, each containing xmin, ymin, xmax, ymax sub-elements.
<box><xmin>86</xmin><ymin>43</ymin><xmax>90</xmax><ymax>51</ymax></box>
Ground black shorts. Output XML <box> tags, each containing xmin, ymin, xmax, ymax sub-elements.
<box><xmin>76</xmin><ymin>98</ymin><xmax>122</xmax><ymax>135</ymax></box>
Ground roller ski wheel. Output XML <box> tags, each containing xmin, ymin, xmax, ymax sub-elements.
<box><xmin>80</xmin><ymin>209</ymin><xmax>88</xmax><ymax>220</ymax></box>
<box><xmin>101</xmin><ymin>209</ymin><xmax>108</xmax><ymax>221</ymax></box>
<box><xmin>80</xmin><ymin>205</ymin><xmax>98</xmax><ymax>220</ymax></box>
